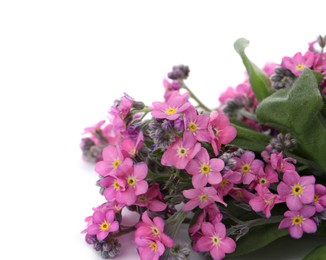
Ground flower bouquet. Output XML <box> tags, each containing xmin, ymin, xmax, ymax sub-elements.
<box><xmin>80</xmin><ymin>36</ymin><xmax>326</xmax><ymax>260</ymax></box>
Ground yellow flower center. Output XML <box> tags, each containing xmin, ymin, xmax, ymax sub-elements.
<box><xmin>127</xmin><ymin>176</ymin><xmax>137</xmax><ymax>186</ymax></box>
<box><xmin>200</xmin><ymin>163</ymin><xmax>211</xmax><ymax>175</ymax></box>
<box><xmin>100</xmin><ymin>221</ymin><xmax>110</xmax><ymax>231</ymax></box>
<box><xmin>177</xmin><ymin>147</ymin><xmax>188</xmax><ymax>157</ymax></box>
<box><xmin>220</xmin><ymin>178</ymin><xmax>229</xmax><ymax>188</ymax></box>
<box><xmin>241</xmin><ymin>164</ymin><xmax>251</xmax><ymax>173</ymax></box>
<box><xmin>314</xmin><ymin>194</ymin><xmax>319</xmax><ymax>203</ymax></box>
<box><xmin>212</xmin><ymin>235</ymin><xmax>220</xmax><ymax>246</ymax></box>
<box><xmin>199</xmin><ymin>194</ymin><xmax>208</xmax><ymax>201</ymax></box>
<box><xmin>113</xmin><ymin>159</ymin><xmax>121</xmax><ymax>169</ymax></box>
<box><xmin>292</xmin><ymin>185</ymin><xmax>303</xmax><ymax>196</ymax></box>
<box><xmin>113</xmin><ymin>180</ymin><xmax>121</xmax><ymax>190</ymax></box>
<box><xmin>151</xmin><ymin>226</ymin><xmax>160</xmax><ymax>236</ymax></box>
<box><xmin>150</xmin><ymin>241</ymin><xmax>158</xmax><ymax>251</ymax></box>
<box><xmin>188</xmin><ymin>122</ymin><xmax>198</xmax><ymax>132</ymax></box>
<box><xmin>295</xmin><ymin>64</ymin><xmax>305</xmax><ymax>71</ymax></box>
<box><xmin>165</xmin><ymin>107</ymin><xmax>177</xmax><ymax>115</ymax></box>
<box><xmin>259</xmin><ymin>178</ymin><xmax>267</xmax><ymax>185</ymax></box>
<box><xmin>291</xmin><ymin>215</ymin><xmax>303</xmax><ymax>225</ymax></box>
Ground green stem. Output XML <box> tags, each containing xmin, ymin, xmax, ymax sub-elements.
<box><xmin>181</xmin><ymin>82</ymin><xmax>212</xmax><ymax>112</ymax></box>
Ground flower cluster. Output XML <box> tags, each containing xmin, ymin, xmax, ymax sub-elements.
<box><xmin>81</xmin><ymin>36</ymin><xmax>326</xmax><ymax>259</ymax></box>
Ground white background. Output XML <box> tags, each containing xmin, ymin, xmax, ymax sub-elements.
<box><xmin>1</xmin><ymin>1</ymin><xmax>326</xmax><ymax>259</ymax></box>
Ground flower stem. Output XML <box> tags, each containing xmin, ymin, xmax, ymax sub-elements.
<box><xmin>181</xmin><ymin>82</ymin><xmax>212</xmax><ymax>112</ymax></box>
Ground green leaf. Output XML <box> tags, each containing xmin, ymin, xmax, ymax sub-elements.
<box><xmin>234</xmin><ymin>38</ymin><xmax>272</xmax><ymax>101</ymax></box>
<box><xmin>256</xmin><ymin>69</ymin><xmax>326</xmax><ymax>175</ymax></box>
<box><xmin>303</xmin><ymin>244</ymin><xmax>326</xmax><ymax>260</ymax></box>
<box><xmin>229</xmin><ymin>223</ymin><xmax>288</xmax><ymax>257</ymax></box>
<box><xmin>230</xmin><ymin>122</ymin><xmax>271</xmax><ymax>151</ymax></box>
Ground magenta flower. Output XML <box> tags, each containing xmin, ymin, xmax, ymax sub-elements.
<box><xmin>270</xmin><ymin>152</ymin><xmax>296</xmax><ymax>172</ymax></box>
<box><xmin>252</xmin><ymin>165</ymin><xmax>279</xmax><ymax>189</ymax></box>
<box><xmin>95</xmin><ymin>145</ymin><xmax>125</xmax><ymax>177</ymax></box>
<box><xmin>233</xmin><ymin>151</ymin><xmax>263</xmax><ymax>185</ymax></box>
<box><xmin>186</xmin><ymin>147</ymin><xmax>224</xmax><ymax>188</ymax></box>
<box><xmin>151</xmin><ymin>92</ymin><xmax>191</xmax><ymax>120</ymax></box>
<box><xmin>208</xmin><ymin>111</ymin><xmax>237</xmax><ymax>155</ymax></box>
<box><xmin>249</xmin><ymin>185</ymin><xmax>282</xmax><ymax>218</ymax></box>
<box><xmin>182</xmin><ymin>187</ymin><xmax>226</xmax><ymax>212</ymax></box>
<box><xmin>196</xmin><ymin>222</ymin><xmax>236</xmax><ymax>260</ymax></box>
<box><xmin>120</xmin><ymin>132</ymin><xmax>144</xmax><ymax>158</ymax></box>
<box><xmin>135</xmin><ymin>183</ymin><xmax>167</xmax><ymax>212</ymax></box>
<box><xmin>100</xmin><ymin>175</ymin><xmax>126</xmax><ymax>202</ymax></box>
<box><xmin>135</xmin><ymin>237</ymin><xmax>165</xmax><ymax>260</ymax></box>
<box><xmin>115</xmin><ymin>158</ymin><xmax>149</xmax><ymax>205</ymax></box>
<box><xmin>215</xmin><ymin>170</ymin><xmax>241</xmax><ymax>196</ymax></box>
<box><xmin>135</xmin><ymin>211</ymin><xmax>174</xmax><ymax>248</ymax></box>
<box><xmin>183</xmin><ymin>106</ymin><xmax>211</xmax><ymax>142</ymax></box>
<box><xmin>282</xmin><ymin>51</ymin><xmax>314</xmax><ymax>76</ymax></box>
<box><xmin>87</xmin><ymin>210</ymin><xmax>119</xmax><ymax>241</ymax></box>
<box><xmin>161</xmin><ymin>132</ymin><xmax>201</xmax><ymax>169</ymax></box>
<box><xmin>313</xmin><ymin>184</ymin><xmax>326</xmax><ymax>213</ymax></box>
<box><xmin>279</xmin><ymin>206</ymin><xmax>317</xmax><ymax>239</ymax></box>
<box><xmin>277</xmin><ymin>170</ymin><xmax>315</xmax><ymax>211</ymax></box>
<box><xmin>218</xmin><ymin>83</ymin><xmax>254</xmax><ymax>105</ymax></box>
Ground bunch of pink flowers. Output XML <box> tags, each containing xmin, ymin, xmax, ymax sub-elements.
<box><xmin>81</xmin><ymin>37</ymin><xmax>326</xmax><ymax>259</ymax></box>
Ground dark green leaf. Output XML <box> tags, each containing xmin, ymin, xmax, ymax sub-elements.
<box><xmin>229</xmin><ymin>223</ymin><xmax>288</xmax><ymax>257</ymax></box>
<box><xmin>234</xmin><ymin>38</ymin><xmax>272</xmax><ymax>101</ymax></box>
<box><xmin>303</xmin><ymin>244</ymin><xmax>326</xmax><ymax>260</ymax></box>
<box><xmin>256</xmin><ymin>69</ymin><xmax>326</xmax><ymax>175</ymax></box>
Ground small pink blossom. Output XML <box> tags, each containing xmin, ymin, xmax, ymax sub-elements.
<box><xmin>120</xmin><ymin>132</ymin><xmax>144</xmax><ymax>158</ymax></box>
<box><xmin>151</xmin><ymin>92</ymin><xmax>191</xmax><ymax>120</ymax></box>
<box><xmin>215</xmin><ymin>170</ymin><xmax>241</xmax><ymax>196</ymax></box>
<box><xmin>196</xmin><ymin>222</ymin><xmax>236</xmax><ymax>260</ymax></box>
<box><xmin>249</xmin><ymin>185</ymin><xmax>282</xmax><ymax>218</ymax></box>
<box><xmin>183</xmin><ymin>106</ymin><xmax>211</xmax><ymax>142</ymax></box>
<box><xmin>251</xmin><ymin>165</ymin><xmax>279</xmax><ymax>189</ymax></box>
<box><xmin>182</xmin><ymin>187</ymin><xmax>226</xmax><ymax>212</ymax></box>
<box><xmin>313</xmin><ymin>184</ymin><xmax>326</xmax><ymax>213</ymax></box>
<box><xmin>163</xmin><ymin>79</ymin><xmax>181</xmax><ymax>101</ymax></box>
<box><xmin>87</xmin><ymin>210</ymin><xmax>119</xmax><ymax>241</ymax></box>
<box><xmin>279</xmin><ymin>206</ymin><xmax>317</xmax><ymax>239</ymax></box>
<box><xmin>135</xmin><ymin>211</ymin><xmax>174</xmax><ymax>248</ymax></box>
<box><xmin>186</xmin><ymin>147</ymin><xmax>224</xmax><ymax>188</ymax></box>
<box><xmin>208</xmin><ymin>111</ymin><xmax>237</xmax><ymax>155</ymax></box>
<box><xmin>218</xmin><ymin>83</ymin><xmax>254</xmax><ymax>105</ymax></box>
<box><xmin>115</xmin><ymin>158</ymin><xmax>149</xmax><ymax>205</ymax></box>
<box><xmin>135</xmin><ymin>183</ymin><xmax>167</xmax><ymax>212</ymax></box>
<box><xmin>161</xmin><ymin>132</ymin><xmax>201</xmax><ymax>169</ymax></box>
<box><xmin>277</xmin><ymin>170</ymin><xmax>315</xmax><ymax>211</ymax></box>
<box><xmin>270</xmin><ymin>152</ymin><xmax>296</xmax><ymax>172</ymax></box>
<box><xmin>282</xmin><ymin>51</ymin><xmax>314</xmax><ymax>76</ymax></box>
<box><xmin>95</xmin><ymin>145</ymin><xmax>125</xmax><ymax>177</ymax></box>
<box><xmin>135</xmin><ymin>237</ymin><xmax>165</xmax><ymax>260</ymax></box>
<box><xmin>100</xmin><ymin>175</ymin><xmax>126</xmax><ymax>202</ymax></box>
<box><xmin>233</xmin><ymin>151</ymin><xmax>263</xmax><ymax>185</ymax></box>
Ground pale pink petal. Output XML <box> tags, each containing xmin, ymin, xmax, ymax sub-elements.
<box><xmin>196</xmin><ymin>236</ymin><xmax>212</xmax><ymax>251</ymax></box>
<box><xmin>135</xmin><ymin>180</ymin><xmax>148</xmax><ymax>195</ymax></box>
<box><xmin>300</xmin><ymin>176</ymin><xmax>315</xmax><ymax>186</ymax></box>
<box><xmin>93</xmin><ymin>212</ymin><xmax>105</xmax><ymax>224</ymax></box>
<box><xmin>210</xmin><ymin>158</ymin><xmax>224</xmax><ymax>172</ymax></box>
<box><xmin>192</xmin><ymin>174</ymin><xmax>207</xmax><ymax>189</ymax></box>
<box><xmin>210</xmin><ymin>246</ymin><xmax>225</xmax><ymax>260</ymax></box>
<box><xmin>105</xmin><ymin>210</ymin><xmax>115</xmax><ymax>222</ymax></box>
<box><xmin>221</xmin><ymin>237</ymin><xmax>236</xmax><ymax>253</ymax></box>
<box><xmin>283</xmin><ymin>170</ymin><xmax>300</xmax><ymax>185</ymax></box>
<box><xmin>300</xmin><ymin>206</ymin><xmax>316</xmax><ymax>218</ymax></box>
<box><xmin>219</xmin><ymin>125</ymin><xmax>237</xmax><ymax>144</ymax></box>
<box><xmin>249</xmin><ymin>197</ymin><xmax>265</xmax><ymax>212</ymax></box>
<box><xmin>286</xmin><ymin>195</ymin><xmax>303</xmax><ymax>211</ymax></box>
<box><xmin>302</xmin><ymin>219</ymin><xmax>317</xmax><ymax>234</ymax></box>
<box><xmin>153</xmin><ymin>216</ymin><xmax>165</xmax><ymax>232</ymax></box>
<box><xmin>214</xmin><ymin>223</ymin><xmax>226</xmax><ymax>238</ymax></box>
<box><xmin>109</xmin><ymin>221</ymin><xmax>119</xmax><ymax>232</ymax></box>
<box><xmin>134</xmin><ymin>162</ymin><xmax>148</xmax><ymax>180</ymax></box>
<box><xmin>185</xmin><ymin>160</ymin><xmax>200</xmax><ymax>175</ymax></box>
<box><xmin>160</xmin><ymin>233</ymin><xmax>174</xmax><ymax>248</ymax></box>
<box><xmin>207</xmin><ymin>172</ymin><xmax>222</xmax><ymax>185</ymax></box>
<box><xmin>182</xmin><ymin>199</ymin><xmax>198</xmax><ymax>211</ymax></box>
<box><xmin>148</xmin><ymin>200</ymin><xmax>167</xmax><ymax>212</ymax></box>
<box><xmin>278</xmin><ymin>218</ymin><xmax>291</xmax><ymax>229</ymax></box>
<box><xmin>289</xmin><ymin>225</ymin><xmax>303</xmax><ymax>239</ymax></box>
<box><xmin>183</xmin><ymin>189</ymin><xmax>200</xmax><ymax>199</ymax></box>
<box><xmin>241</xmin><ymin>151</ymin><xmax>255</xmax><ymax>164</ymax></box>
<box><xmin>300</xmin><ymin>185</ymin><xmax>315</xmax><ymax>204</ymax></box>
<box><xmin>97</xmin><ymin>231</ymin><xmax>109</xmax><ymax>241</ymax></box>
<box><xmin>95</xmin><ymin>161</ymin><xmax>113</xmax><ymax>176</ymax></box>
<box><xmin>201</xmin><ymin>222</ymin><xmax>215</xmax><ymax>236</ymax></box>
<box><xmin>277</xmin><ymin>182</ymin><xmax>291</xmax><ymax>197</ymax></box>
<box><xmin>87</xmin><ymin>224</ymin><xmax>99</xmax><ymax>235</ymax></box>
